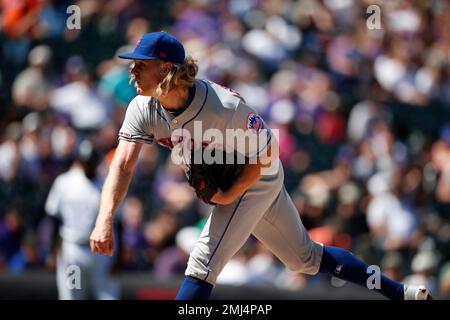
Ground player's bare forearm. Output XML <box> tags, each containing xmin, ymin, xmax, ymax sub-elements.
<box><xmin>96</xmin><ymin>141</ymin><xmax>142</xmax><ymax>223</ymax></box>
<box><xmin>91</xmin><ymin>140</ymin><xmax>142</xmax><ymax>255</ymax></box>
<box><xmin>96</xmin><ymin>165</ymin><xmax>133</xmax><ymax>223</ymax></box>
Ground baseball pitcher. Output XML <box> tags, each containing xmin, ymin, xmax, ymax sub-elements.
<box><xmin>89</xmin><ymin>31</ymin><xmax>432</xmax><ymax>300</ymax></box>
<box><xmin>46</xmin><ymin>141</ymin><xmax>119</xmax><ymax>299</ymax></box>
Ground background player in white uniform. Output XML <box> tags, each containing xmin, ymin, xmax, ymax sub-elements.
<box><xmin>46</xmin><ymin>140</ymin><xmax>119</xmax><ymax>300</ymax></box>
<box><xmin>89</xmin><ymin>31</ymin><xmax>432</xmax><ymax>300</ymax></box>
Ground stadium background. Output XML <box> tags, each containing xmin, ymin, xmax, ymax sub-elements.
<box><xmin>1</xmin><ymin>0</ymin><xmax>450</xmax><ymax>299</ymax></box>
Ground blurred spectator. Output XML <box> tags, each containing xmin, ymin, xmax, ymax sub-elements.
<box><xmin>216</xmin><ymin>248</ymin><xmax>250</xmax><ymax>285</ymax></box>
<box><xmin>2</xmin><ymin>0</ymin><xmax>44</xmax><ymax>39</ymax></box>
<box><xmin>246</xmin><ymin>241</ymin><xmax>284</xmax><ymax>286</ymax></box>
<box><xmin>12</xmin><ymin>45</ymin><xmax>54</xmax><ymax>111</ymax></box>
<box><xmin>0</xmin><ymin>208</ymin><xmax>24</xmax><ymax>270</ymax></box>
<box><xmin>268</xmin><ymin>99</ymin><xmax>297</xmax><ymax>164</ymax></box>
<box><xmin>154</xmin><ymin>157</ymin><xmax>197</xmax><ymax>215</ymax></box>
<box><xmin>141</xmin><ymin>210</ymin><xmax>179</xmax><ymax>268</ymax></box>
<box><xmin>275</xmin><ymin>268</ymin><xmax>308</xmax><ymax>291</ymax></box>
<box><xmin>119</xmin><ymin>196</ymin><xmax>148</xmax><ymax>270</ymax></box>
<box><xmin>366</xmin><ymin>171</ymin><xmax>419</xmax><ymax>251</ymax></box>
<box><xmin>309</xmin><ymin>217</ymin><xmax>352</xmax><ymax>251</ymax></box>
<box><xmin>154</xmin><ymin>226</ymin><xmax>201</xmax><ymax>279</ymax></box>
<box><xmin>431</xmin><ymin>138</ymin><xmax>450</xmax><ymax>220</ymax></box>
<box><xmin>381</xmin><ymin>251</ymin><xmax>405</xmax><ymax>283</ymax></box>
<box><xmin>50</xmin><ymin>56</ymin><xmax>110</xmax><ymax>130</ymax></box>
<box><xmin>8</xmin><ymin>229</ymin><xmax>39</xmax><ymax>273</ymax></box>
<box><xmin>0</xmin><ymin>122</ymin><xmax>21</xmax><ymax>184</ymax></box>
<box><xmin>97</xmin><ymin>45</ymin><xmax>137</xmax><ymax>108</ymax></box>
<box><xmin>439</xmin><ymin>261</ymin><xmax>450</xmax><ymax>297</ymax></box>
<box><xmin>335</xmin><ymin>181</ymin><xmax>369</xmax><ymax>238</ymax></box>
<box><xmin>403</xmin><ymin>249</ymin><xmax>440</xmax><ymax>296</ymax></box>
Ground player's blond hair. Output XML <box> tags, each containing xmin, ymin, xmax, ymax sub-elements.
<box><xmin>155</xmin><ymin>56</ymin><xmax>198</xmax><ymax>97</ymax></box>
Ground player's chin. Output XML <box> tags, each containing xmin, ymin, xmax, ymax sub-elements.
<box><xmin>134</xmin><ymin>83</ymin><xmax>142</xmax><ymax>94</ymax></box>
<box><xmin>136</xmin><ymin>84</ymin><xmax>152</xmax><ymax>96</ymax></box>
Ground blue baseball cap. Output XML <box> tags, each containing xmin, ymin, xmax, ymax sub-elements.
<box><xmin>118</xmin><ymin>31</ymin><xmax>185</xmax><ymax>64</ymax></box>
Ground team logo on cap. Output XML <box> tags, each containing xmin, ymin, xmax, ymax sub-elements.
<box><xmin>247</xmin><ymin>112</ymin><xmax>263</xmax><ymax>133</ymax></box>
<box><xmin>134</xmin><ymin>37</ymin><xmax>142</xmax><ymax>49</ymax></box>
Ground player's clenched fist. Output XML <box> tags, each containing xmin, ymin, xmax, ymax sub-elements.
<box><xmin>90</xmin><ymin>218</ymin><xmax>114</xmax><ymax>256</ymax></box>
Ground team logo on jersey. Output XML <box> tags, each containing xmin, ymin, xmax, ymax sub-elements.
<box><xmin>247</xmin><ymin>112</ymin><xmax>263</xmax><ymax>133</ymax></box>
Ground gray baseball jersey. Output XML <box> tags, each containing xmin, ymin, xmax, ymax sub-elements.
<box><xmin>46</xmin><ymin>166</ymin><xmax>119</xmax><ymax>299</ymax></box>
<box><xmin>119</xmin><ymin>79</ymin><xmax>323</xmax><ymax>284</ymax></box>
<box><xmin>46</xmin><ymin>166</ymin><xmax>100</xmax><ymax>244</ymax></box>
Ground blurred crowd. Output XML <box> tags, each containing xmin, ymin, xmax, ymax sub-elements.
<box><xmin>1</xmin><ymin>0</ymin><xmax>450</xmax><ymax>298</ymax></box>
